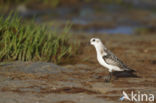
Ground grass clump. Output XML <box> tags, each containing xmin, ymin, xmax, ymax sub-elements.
<box><xmin>0</xmin><ymin>13</ymin><xmax>76</xmax><ymax>64</ymax></box>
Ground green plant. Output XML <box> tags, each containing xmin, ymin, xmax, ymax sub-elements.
<box><xmin>0</xmin><ymin>13</ymin><xmax>77</xmax><ymax>64</ymax></box>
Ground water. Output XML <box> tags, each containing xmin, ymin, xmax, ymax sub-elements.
<box><xmin>16</xmin><ymin>6</ymin><xmax>150</xmax><ymax>35</ymax></box>
<box><xmin>86</xmin><ymin>26</ymin><xmax>136</xmax><ymax>34</ymax></box>
<box><xmin>71</xmin><ymin>18</ymin><xmax>138</xmax><ymax>35</ymax></box>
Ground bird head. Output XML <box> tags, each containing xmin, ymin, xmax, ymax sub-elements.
<box><xmin>90</xmin><ymin>38</ymin><xmax>107</xmax><ymax>55</ymax></box>
<box><xmin>90</xmin><ymin>38</ymin><xmax>102</xmax><ymax>46</ymax></box>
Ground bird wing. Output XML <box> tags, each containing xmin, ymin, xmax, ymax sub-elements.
<box><xmin>103</xmin><ymin>50</ymin><xmax>131</xmax><ymax>71</ymax></box>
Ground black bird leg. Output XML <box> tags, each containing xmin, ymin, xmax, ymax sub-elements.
<box><xmin>105</xmin><ymin>72</ymin><xmax>112</xmax><ymax>82</ymax></box>
<box><xmin>109</xmin><ymin>72</ymin><xmax>112</xmax><ymax>81</ymax></box>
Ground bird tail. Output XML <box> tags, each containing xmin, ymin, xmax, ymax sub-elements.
<box><xmin>125</xmin><ymin>67</ymin><xmax>136</xmax><ymax>73</ymax></box>
<box><xmin>114</xmin><ymin>68</ymin><xmax>139</xmax><ymax>78</ymax></box>
<box><xmin>125</xmin><ymin>68</ymin><xmax>140</xmax><ymax>78</ymax></box>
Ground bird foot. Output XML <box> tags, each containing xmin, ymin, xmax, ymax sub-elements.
<box><xmin>104</xmin><ymin>76</ymin><xmax>111</xmax><ymax>82</ymax></box>
<box><xmin>104</xmin><ymin>79</ymin><xmax>110</xmax><ymax>82</ymax></box>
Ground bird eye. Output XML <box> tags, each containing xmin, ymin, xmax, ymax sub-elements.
<box><xmin>92</xmin><ymin>39</ymin><xmax>95</xmax><ymax>42</ymax></box>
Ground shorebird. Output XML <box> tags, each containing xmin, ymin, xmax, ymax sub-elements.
<box><xmin>90</xmin><ymin>38</ymin><xmax>136</xmax><ymax>82</ymax></box>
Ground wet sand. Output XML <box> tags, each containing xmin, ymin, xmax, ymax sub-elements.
<box><xmin>0</xmin><ymin>34</ymin><xmax>156</xmax><ymax>103</ymax></box>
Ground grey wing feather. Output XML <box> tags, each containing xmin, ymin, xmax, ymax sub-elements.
<box><xmin>103</xmin><ymin>50</ymin><xmax>132</xmax><ymax>71</ymax></box>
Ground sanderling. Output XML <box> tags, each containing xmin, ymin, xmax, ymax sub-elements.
<box><xmin>90</xmin><ymin>38</ymin><xmax>135</xmax><ymax>82</ymax></box>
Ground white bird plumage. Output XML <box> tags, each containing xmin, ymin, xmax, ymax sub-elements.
<box><xmin>90</xmin><ymin>38</ymin><xmax>135</xmax><ymax>81</ymax></box>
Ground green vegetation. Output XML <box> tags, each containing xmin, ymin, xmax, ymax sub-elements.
<box><xmin>0</xmin><ymin>13</ymin><xmax>76</xmax><ymax>64</ymax></box>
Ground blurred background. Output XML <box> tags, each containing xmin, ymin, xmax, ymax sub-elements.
<box><xmin>0</xmin><ymin>0</ymin><xmax>156</xmax><ymax>35</ymax></box>
<box><xmin>0</xmin><ymin>1</ymin><xmax>156</xmax><ymax>103</ymax></box>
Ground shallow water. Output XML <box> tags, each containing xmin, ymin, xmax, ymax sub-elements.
<box><xmin>16</xmin><ymin>5</ymin><xmax>155</xmax><ymax>35</ymax></box>
<box><xmin>73</xmin><ymin>26</ymin><xmax>137</xmax><ymax>35</ymax></box>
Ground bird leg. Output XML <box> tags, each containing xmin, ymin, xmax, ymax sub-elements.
<box><xmin>109</xmin><ymin>72</ymin><xmax>112</xmax><ymax>81</ymax></box>
<box><xmin>104</xmin><ymin>72</ymin><xmax>112</xmax><ymax>82</ymax></box>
